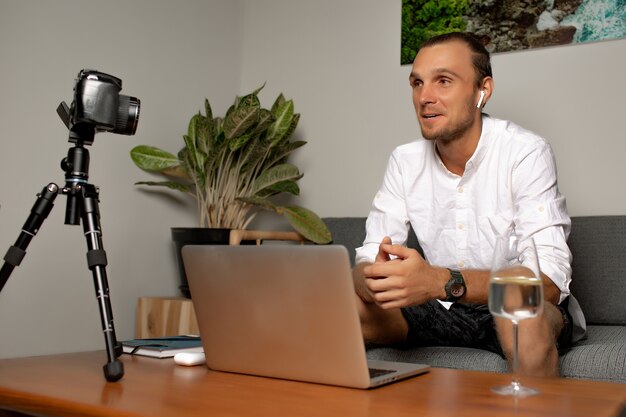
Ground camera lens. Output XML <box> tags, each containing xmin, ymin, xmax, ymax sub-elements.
<box><xmin>115</xmin><ymin>95</ymin><xmax>141</xmax><ymax>135</ymax></box>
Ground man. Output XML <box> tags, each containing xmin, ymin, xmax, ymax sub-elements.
<box><xmin>353</xmin><ymin>32</ymin><xmax>584</xmax><ymax>377</ymax></box>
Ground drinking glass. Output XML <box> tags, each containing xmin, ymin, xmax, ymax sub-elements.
<box><xmin>488</xmin><ymin>232</ymin><xmax>544</xmax><ymax>397</ymax></box>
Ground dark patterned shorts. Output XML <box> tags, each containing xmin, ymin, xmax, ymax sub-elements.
<box><xmin>400</xmin><ymin>298</ymin><xmax>574</xmax><ymax>358</ymax></box>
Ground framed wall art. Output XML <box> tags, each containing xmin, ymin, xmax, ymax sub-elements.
<box><xmin>401</xmin><ymin>0</ymin><xmax>626</xmax><ymax>64</ymax></box>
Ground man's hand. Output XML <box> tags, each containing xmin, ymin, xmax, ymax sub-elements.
<box><xmin>352</xmin><ymin>236</ymin><xmax>393</xmax><ymax>304</ymax></box>
<box><xmin>362</xmin><ymin>237</ymin><xmax>447</xmax><ymax>309</ymax></box>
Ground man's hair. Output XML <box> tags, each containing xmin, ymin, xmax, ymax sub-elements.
<box><xmin>420</xmin><ymin>32</ymin><xmax>492</xmax><ymax>87</ymax></box>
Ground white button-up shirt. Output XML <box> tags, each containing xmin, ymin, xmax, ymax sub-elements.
<box><xmin>356</xmin><ymin>116</ymin><xmax>585</xmax><ymax>340</ymax></box>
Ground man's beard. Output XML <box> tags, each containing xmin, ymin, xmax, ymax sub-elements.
<box><xmin>420</xmin><ymin>101</ymin><xmax>475</xmax><ymax>144</ymax></box>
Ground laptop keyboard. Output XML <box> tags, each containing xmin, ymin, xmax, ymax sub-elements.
<box><xmin>368</xmin><ymin>368</ymin><xmax>395</xmax><ymax>378</ymax></box>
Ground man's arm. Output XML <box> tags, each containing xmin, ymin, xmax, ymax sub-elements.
<box><xmin>362</xmin><ymin>240</ymin><xmax>561</xmax><ymax>309</ymax></box>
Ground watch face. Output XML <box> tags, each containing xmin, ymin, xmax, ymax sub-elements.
<box><xmin>450</xmin><ymin>283</ymin><xmax>465</xmax><ymax>298</ymax></box>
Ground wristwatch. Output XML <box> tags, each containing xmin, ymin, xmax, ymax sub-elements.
<box><xmin>444</xmin><ymin>269</ymin><xmax>466</xmax><ymax>302</ymax></box>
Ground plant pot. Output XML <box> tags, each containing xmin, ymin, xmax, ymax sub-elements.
<box><xmin>171</xmin><ymin>227</ymin><xmax>232</xmax><ymax>298</ymax></box>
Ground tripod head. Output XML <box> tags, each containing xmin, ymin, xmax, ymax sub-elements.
<box><xmin>60</xmin><ymin>144</ymin><xmax>89</xmax><ymax>226</ymax></box>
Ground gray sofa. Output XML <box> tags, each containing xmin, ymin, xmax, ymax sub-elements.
<box><xmin>322</xmin><ymin>216</ymin><xmax>626</xmax><ymax>383</ymax></box>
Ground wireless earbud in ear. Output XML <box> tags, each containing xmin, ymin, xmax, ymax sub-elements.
<box><xmin>476</xmin><ymin>90</ymin><xmax>486</xmax><ymax>109</ymax></box>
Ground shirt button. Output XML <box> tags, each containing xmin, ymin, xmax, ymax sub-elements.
<box><xmin>457</xmin><ymin>186</ymin><xmax>464</xmax><ymax>193</ymax></box>
<box><xmin>458</xmin><ymin>261</ymin><xmax>465</xmax><ymax>268</ymax></box>
<box><xmin>458</xmin><ymin>224</ymin><xmax>464</xmax><ymax>230</ymax></box>
<box><xmin>538</xmin><ymin>206</ymin><xmax>545</xmax><ymax>212</ymax></box>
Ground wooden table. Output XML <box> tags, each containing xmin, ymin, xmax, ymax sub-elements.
<box><xmin>0</xmin><ymin>351</ymin><xmax>625</xmax><ymax>417</ymax></box>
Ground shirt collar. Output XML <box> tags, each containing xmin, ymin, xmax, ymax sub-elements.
<box><xmin>430</xmin><ymin>114</ymin><xmax>494</xmax><ymax>175</ymax></box>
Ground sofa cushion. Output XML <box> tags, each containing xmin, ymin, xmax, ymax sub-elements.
<box><xmin>559</xmin><ymin>325</ymin><xmax>626</xmax><ymax>383</ymax></box>
<box><xmin>366</xmin><ymin>345</ymin><xmax>507</xmax><ymax>373</ymax></box>
<box><xmin>569</xmin><ymin>216</ymin><xmax>626</xmax><ymax>325</ymax></box>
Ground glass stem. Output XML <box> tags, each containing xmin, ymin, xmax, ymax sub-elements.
<box><xmin>512</xmin><ymin>321</ymin><xmax>520</xmax><ymax>389</ymax></box>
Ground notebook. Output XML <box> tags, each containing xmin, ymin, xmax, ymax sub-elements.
<box><xmin>122</xmin><ymin>335</ymin><xmax>203</xmax><ymax>358</ymax></box>
<box><xmin>182</xmin><ymin>244</ymin><xmax>429</xmax><ymax>389</ymax></box>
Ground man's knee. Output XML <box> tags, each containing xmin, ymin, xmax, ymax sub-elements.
<box><xmin>356</xmin><ymin>296</ymin><xmax>408</xmax><ymax>345</ymax></box>
<box><xmin>494</xmin><ymin>304</ymin><xmax>563</xmax><ymax>376</ymax></box>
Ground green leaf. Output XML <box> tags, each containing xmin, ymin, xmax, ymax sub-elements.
<box><xmin>130</xmin><ymin>146</ymin><xmax>179</xmax><ymax>171</ymax></box>
<box><xmin>178</xmin><ymin>148</ymin><xmax>193</xmax><ymax>179</ymax></box>
<box><xmin>271</xmin><ymin>93</ymin><xmax>286</xmax><ymax>114</ymax></box>
<box><xmin>270</xmin><ymin>180</ymin><xmax>300</xmax><ymax>196</ymax></box>
<box><xmin>256</xmin><ymin>180</ymin><xmax>300</xmax><ymax>197</ymax></box>
<box><xmin>251</xmin><ymin>109</ymin><xmax>275</xmax><ymax>139</ymax></box>
<box><xmin>187</xmin><ymin>113</ymin><xmax>200</xmax><ymax>145</ymax></box>
<box><xmin>203</xmin><ymin>139</ymin><xmax>228</xmax><ymax>176</ymax></box>
<box><xmin>134</xmin><ymin>180</ymin><xmax>190</xmax><ymax>193</ymax></box>
<box><xmin>162</xmin><ymin>166</ymin><xmax>191</xmax><ymax>179</ymax></box>
<box><xmin>183</xmin><ymin>134</ymin><xmax>206</xmax><ymax>173</ymax></box>
<box><xmin>282</xmin><ymin>113</ymin><xmax>300</xmax><ymax>142</ymax></box>
<box><xmin>267</xmin><ymin>99</ymin><xmax>294</xmax><ymax>145</ymax></box>
<box><xmin>236</xmin><ymin>195</ymin><xmax>277</xmax><ymax>211</ymax></box>
<box><xmin>214</xmin><ymin>117</ymin><xmax>223</xmax><ymax>137</ymax></box>
<box><xmin>179</xmin><ymin>146</ymin><xmax>205</xmax><ymax>190</ymax></box>
<box><xmin>187</xmin><ymin>109</ymin><xmax>214</xmax><ymax>155</ymax></box>
<box><xmin>237</xmin><ymin>91</ymin><xmax>261</xmax><ymax>110</ymax></box>
<box><xmin>225</xmin><ymin>104</ymin><xmax>236</xmax><ymax>120</ymax></box>
<box><xmin>229</xmin><ymin>133</ymin><xmax>252</xmax><ymax>151</ymax></box>
<box><xmin>251</xmin><ymin>163</ymin><xmax>302</xmax><ymax>195</ymax></box>
<box><xmin>239</xmin><ymin>136</ymin><xmax>271</xmax><ymax>174</ymax></box>
<box><xmin>251</xmin><ymin>82</ymin><xmax>266</xmax><ymax>96</ymax></box>
<box><xmin>177</xmin><ymin>147</ymin><xmax>188</xmax><ymax>163</ymax></box>
<box><xmin>267</xmin><ymin>140</ymin><xmax>306</xmax><ymax>167</ymax></box>
<box><xmin>204</xmin><ymin>99</ymin><xmax>213</xmax><ymax>121</ymax></box>
<box><xmin>278</xmin><ymin>206</ymin><xmax>332</xmax><ymax>244</ymax></box>
<box><xmin>223</xmin><ymin>105</ymin><xmax>260</xmax><ymax>140</ymax></box>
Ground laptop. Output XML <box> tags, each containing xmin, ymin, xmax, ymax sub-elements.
<box><xmin>182</xmin><ymin>244</ymin><xmax>429</xmax><ymax>389</ymax></box>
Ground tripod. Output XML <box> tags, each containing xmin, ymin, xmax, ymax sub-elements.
<box><xmin>0</xmin><ymin>113</ymin><xmax>124</xmax><ymax>382</ymax></box>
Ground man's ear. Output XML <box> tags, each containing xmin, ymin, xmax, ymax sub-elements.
<box><xmin>477</xmin><ymin>77</ymin><xmax>494</xmax><ymax>109</ymax></box>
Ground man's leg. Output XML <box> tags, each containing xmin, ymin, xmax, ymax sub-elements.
<box><xmin>494</xmin><ymin>303</ymin><xmax>564</xmax><ymax>377</ymax></box>
<box><xmin>355</xmin><ymin>294</ymin><xmax>408</xmax><ymax>345</ymax></box>
<box><xmin>357</xmin><ymin>298</ymin><xmax>497</xmax><ymax>348</ymax></box>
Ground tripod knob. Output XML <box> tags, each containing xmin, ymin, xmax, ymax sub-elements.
<box><xmin>60</xmin><ymin>157</ymin><xmax>71</xmax><ymax>172</ymax></box>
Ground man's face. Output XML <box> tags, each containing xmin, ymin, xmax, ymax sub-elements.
<box><xmin>409</xmin><ymin>41</ymin><xmax>482</xmax><ymax>143</ymax></box>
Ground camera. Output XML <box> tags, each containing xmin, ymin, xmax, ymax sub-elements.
<box><xmin>58</xmin><ymin>69</ymin><xmax>140</xmax><ymax>144</ymax></box>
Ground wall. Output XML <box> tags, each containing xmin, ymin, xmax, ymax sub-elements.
<box><xmin>0</xmin><ymin>0</ymin><xmax>243</xmax><ymax>358</ymax></box>
<box><xmin>239</xmin><ymin>0</ymin><xmax>626</xmax><ymax>219</ymax></box>
<box><xmin>1</xmin><ymin>0</ymin><xmax>624</xmax><ymax>358</ymax></box>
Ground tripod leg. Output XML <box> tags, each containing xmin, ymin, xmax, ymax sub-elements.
<box><xmin>79</xmin><ymin>184</ymin><xmax>124</xmax><ymax>382</ymax></box>
<box><xmin>0</xmin><ymin>184</ymin><xmax>58</xmax><ymax>293</ymax></box>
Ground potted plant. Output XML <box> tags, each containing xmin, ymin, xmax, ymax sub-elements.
<box><xmin>130</xmin><ymin>85</ymin><xmax>332</xmax><ymax>296</ymax></box>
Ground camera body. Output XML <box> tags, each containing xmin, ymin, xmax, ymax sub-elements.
<box><xmin>64</xmin><ymin>69</ymin><xmax>140</xmax><ymax>142</ymax></box>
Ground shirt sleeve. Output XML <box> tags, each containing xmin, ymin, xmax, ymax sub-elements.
<box><xmin>512</xmin><ymin>141</ymin><xmax>572</xmax><ymax>303</ymax></box>
<box><xmin>355</xmin><ymin>151</ymin><xmax>410</xmax><ymax>265</ymax></box>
